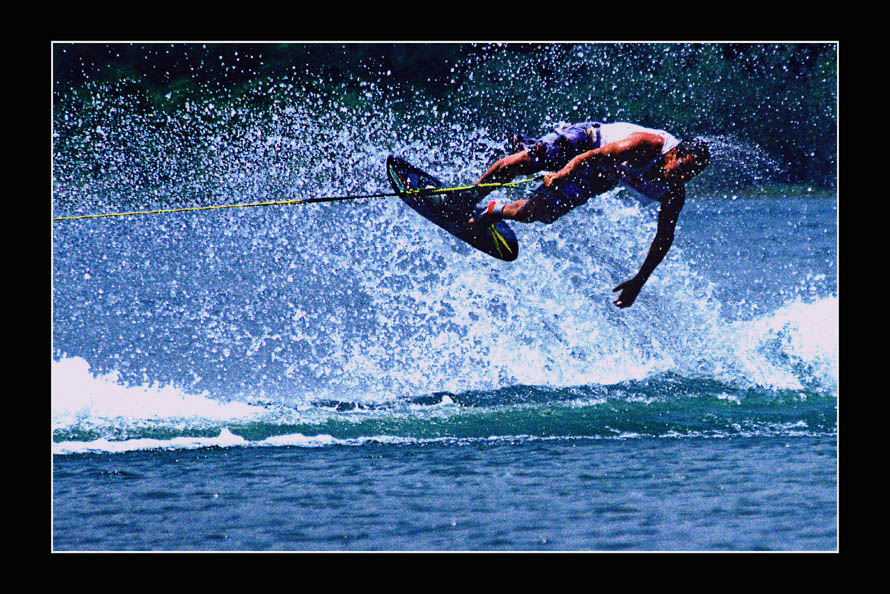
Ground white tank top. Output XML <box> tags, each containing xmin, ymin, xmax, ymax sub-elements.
<box><xmin>598</xmin><ymin>122</ymin><xmax>680</xmax><ymax>154</ymax></box>
<box><xmin>597</xmin><ymin>123</ymin><xmax>680</xmax><ymax>205</ymax></box>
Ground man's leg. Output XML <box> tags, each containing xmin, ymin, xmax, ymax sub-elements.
<box><xmin>480</xmin><ymin>173</ymin><xmax>617</xmax><ymax>225</ymax></box>
<box><xmin>470</xmin><ymin>194</ymin><xmax>541</xmax><ymax>225</ymax></box>
<box><xmin>503</xmin><ymin>198</ymin><xmax>535</xmax><ymax>221</ymax></box>
<box><xmin>465</xmin><ymin>148</ymin><xmax>545</xmax><ymax>223</ymax></box>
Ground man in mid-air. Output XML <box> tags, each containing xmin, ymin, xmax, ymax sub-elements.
<box><xmin>462</xmin><ymin>121</ymin><xmax>710</xmax><ymax>309</ymax></box>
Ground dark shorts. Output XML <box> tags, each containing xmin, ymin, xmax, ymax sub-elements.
<box><xmin>509</xmin><ymin>122</ymin><xmax>616</xmax><ymax>223</ymax></box>
<box><xmin>522</xmin><ymin>173</ymin><xmax>616</xmax><ymax>224</ymax></box>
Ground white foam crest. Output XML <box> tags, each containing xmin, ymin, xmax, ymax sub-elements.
<box><xmin>52</xmin><ymin>428</ymin><xmax>434</xmax><ymax>455</ymax></box>
<box><xmin>52</xmin><ymin>357</ymin><xmax>269</xmax><ymax>429</ymax></box>
<box><xmin>726</xmin><ymin>296</ymin><xmax>838</xmax><ymax>392</ymax></box>
<box><xmin>53</xmin><ymin>427</ymin><xmax>250</xmax><ymax>454</ymax></box>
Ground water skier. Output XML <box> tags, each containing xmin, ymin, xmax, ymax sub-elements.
<box><xmin>466</xmin><ymin>121</ymin><xmax>710</xmax><ymax>308</ymax></box>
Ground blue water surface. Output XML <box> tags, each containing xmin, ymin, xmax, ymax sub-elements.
<box><xmin>53</xmin><ymin>435</ymin><xmax>836</xmax><ymax>551</ymax></box>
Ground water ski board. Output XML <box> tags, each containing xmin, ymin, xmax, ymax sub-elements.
<box><xmin>386</xmin><ymin>155</ymin><xmax>519</xmax><ymax>262</ymax></box>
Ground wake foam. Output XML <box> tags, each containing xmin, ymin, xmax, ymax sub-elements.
<box><xmin>51</xmin><ymin>356</ymin><xmax>268</xmax><ymax>430</ymax></box>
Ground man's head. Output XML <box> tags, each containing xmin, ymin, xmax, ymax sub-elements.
<box><xmin>666</xmin><ymin>138</ymin><xmax>710</xmax><ymax>182</ymax></box>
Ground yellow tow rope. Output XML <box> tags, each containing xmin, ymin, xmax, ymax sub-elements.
<box><xmin>52</xmin><ymin>176</ymin><xmax>544</xmax><ymax>222</ymax></box>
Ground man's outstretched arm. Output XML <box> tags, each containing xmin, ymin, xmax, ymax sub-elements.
<box><xmin>612</xmin><ymin>183</ymin><xmax>686</xmax><ymax>308</ymax></box>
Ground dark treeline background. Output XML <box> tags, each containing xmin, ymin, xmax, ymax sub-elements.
<box><xmin>53</xmin><ymin>43</ymin><xmax>837</xmax><ymax>187</ymax></box>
